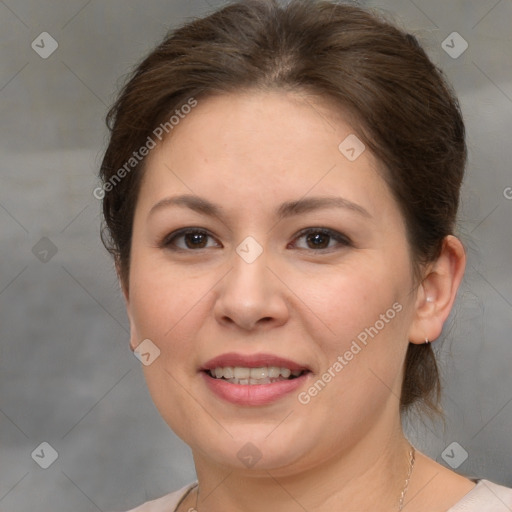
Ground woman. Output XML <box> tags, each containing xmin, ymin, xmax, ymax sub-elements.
<box><xmin>99</xmin><ymin>1</ymin><xmax>512</xmax><ymax>511</ymax></box>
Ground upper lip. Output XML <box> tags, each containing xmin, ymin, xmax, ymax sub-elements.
<box><xmin>201</xmin><ymin>353</ymin><xmax>311</xmax><ymax>372</ymax></box>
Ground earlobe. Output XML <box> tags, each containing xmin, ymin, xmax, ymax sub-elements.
<box><xmin>408</xmin><ymin>235</ymin><xmax>466</xmax><ymax>345</ymax></box>
<box><xmin>125</xmin><ymin>303</ymin><xmax>142</xmax><ymax>352</ymax></box>
<box><xmin>127</xmin><ymin>314</ymin><xmax>139</xmax><ymax>352</ymax></box>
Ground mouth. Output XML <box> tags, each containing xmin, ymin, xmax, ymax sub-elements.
<box><xmin>205</xmin><ymin>366</ymin><xmax>308</xmax><ymax>385</ymax></box>
<box><xmin>200</xmin><ymin>353</ymin><xmax>311</xmax><ymax>405</ymax></box>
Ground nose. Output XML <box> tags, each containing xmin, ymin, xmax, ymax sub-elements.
<box><xmin>213</xmin><ymin>250</ymin><xmax>289</xmax><ymax>332</ymax></box>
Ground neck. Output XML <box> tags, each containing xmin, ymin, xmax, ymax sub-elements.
<box><xmin>190</xmin><ymin>419</ymin><xmax>413</xmax><ymax>512</ymax></box>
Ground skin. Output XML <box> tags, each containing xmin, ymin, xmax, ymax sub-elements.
<box><xmin>122</xmin><ymin>90</ymin><xmax>474</xmax><ymax>511</ymax></box>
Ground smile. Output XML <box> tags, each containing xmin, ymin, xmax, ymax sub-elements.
<box><xmin>200</xmin><ymin>353</ymin><xmax>312</xmax><ymax>405</ymax></box>
<box><xmin>207</xmin><ymin>366</ymin><xmax>306</xmax><ymax>385</ymax></box>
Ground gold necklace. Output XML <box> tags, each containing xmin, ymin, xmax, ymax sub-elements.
<box><xmin>183</xmin><ymin>445</ymin><xmax>415</xmax><ymax>512</ymax></box>
<box><xmin>399</xmin><ymin>445</ymin><xmax>416</xmax><ymax>510</ymax></box>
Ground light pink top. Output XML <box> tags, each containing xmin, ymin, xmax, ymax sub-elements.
<box><xmin>122</xmin><ymin>479</ymin><xmax>512</xmax><ymax>511</ymax></box>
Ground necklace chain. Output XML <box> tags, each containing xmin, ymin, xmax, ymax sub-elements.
<box><xmin>399</xmin><ymin>445</ymin><xmax>416</xmax><ymax>510</ymax></box>
<box><xmin>185</xmin><ymin>444</ymin><xmax>416</xmax><ymax>512</ymax></box>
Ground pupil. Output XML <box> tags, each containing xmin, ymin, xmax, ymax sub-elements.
<box><xmin>186</xmin><ymin>233</ymin><xmax>206</xmax><ymax>248</ymax></box>
<box><xmin>307</xmin><ymin>233</ymin><xmax>328</xmax><ymax>249</ymax></box>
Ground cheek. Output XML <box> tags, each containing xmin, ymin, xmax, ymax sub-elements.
<box><xmin>129</xmin><ymin>255</ymin><xmax>202</xmax><ymax>335</ymax></box>
<box><xmin>298</xmin><ymin>262</ymin><xmax>406</xmax><ymax>344</ymax></box>
<box><xmin>128</xmin><ymin>259</ymin><xmax>221</xmax><ymax>383</ymax></box>
<box><xmin>129</xmin><ymin>269</ymin><xmax>212</xmax><ymax>440</ymax></box>
<box><xmin>297</xmin><ymin>261</ymin><xmax>411</xmax><ymax>397</ymax></box>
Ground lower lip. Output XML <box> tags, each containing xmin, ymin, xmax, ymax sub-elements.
<box><xmin>201</xmin><ymin>372</ymin><xmax>309</xmax><ymax>406</ymax></box>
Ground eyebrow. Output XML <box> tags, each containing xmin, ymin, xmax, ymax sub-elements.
<box><xmin>148</xmin><ymin>194</ymin><xmax>372</xmax><ymax>221</ymax></box>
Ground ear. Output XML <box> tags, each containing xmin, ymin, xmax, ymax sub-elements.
<box><xmin>115</xmin><ymin>258</ymin><xmax>129</xmax><ymax>302</ymax></box>
<box><xmin>115</xmin><ymin>260</ymin><xmax>139</xmax><ymax>352</ymax></box>
<box><xmin>407</xmin><ymin>235</ymin><xmax>466</xmax><ymax>344</ymax></box>
<box><xmin>126</xmin><ymin>310</ymin><xmax>141</xmax><ymax>352</ymax></box>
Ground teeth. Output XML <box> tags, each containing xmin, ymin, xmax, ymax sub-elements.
<box><xmin>280</xmin><ymin>368</ymin><xmax>291</xmax><ymax>379</ymax></box>
<box><xmin>268</xmin><ymin>366</ymin><xmax>280</xmax><ymax>378</ymax></box>
<box><xmin>223</xmin><ymin>367</ymin><xmax>234</xmax><ymax>379</ymax></box>
<box><xmin>233</xmin><ymin>367</ymin><xmax>250</xmax><ymax>379</ymax></box>
<box><xmin>250</xmin><ymin>367</ymin><xmax>268</xmax><ymax>379</ymax></box>
<box><xmin>208</xmin><ymin>366</ymin><xmax>304</xmax><ymax>384</ymax></box>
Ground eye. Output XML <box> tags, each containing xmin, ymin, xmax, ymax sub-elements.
<box><xmin>161</xmin><ymin>228</ymin><xmax>221</xmax><ymax>251</ymax></box>
<box><xmin>290</xmin><ymin>228</ymin><xmax>352</xmax><ymax>251</ymax></box>
<box><xmin>160</xmin><ymin>227</ymin><xmax>351</xmax><ymax>252</ymax></box>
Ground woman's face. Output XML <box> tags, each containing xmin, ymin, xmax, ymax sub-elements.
<box><xmin>125</xmin><ymin>91</ymin><xmax>422</xmax><ymax>474</ymax></box>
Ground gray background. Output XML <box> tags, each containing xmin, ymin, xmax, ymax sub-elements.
<box><xmin>0</xmin><ymin>0</ymin><xmax>511</xmax><ymax>511</ymax></box>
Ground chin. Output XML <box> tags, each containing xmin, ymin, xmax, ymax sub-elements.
<box><xmin>182</xmin><ymin>421</ymin><xmax>319</xmax><ymax>474</ymax></box>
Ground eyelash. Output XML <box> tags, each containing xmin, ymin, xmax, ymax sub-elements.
<box><xmin>160</xmin><ymin>227</ymin><xmax>352</xmax><ymax>253</ymax></box>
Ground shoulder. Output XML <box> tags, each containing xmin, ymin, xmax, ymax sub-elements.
<box><xmin>447</xmin><ymin>479</ymin><xmax>512</xmax><ymax>511</ymax></box>
<box><xmin>115</xmin><ymin>477</ymin><xmax>512</xmax><ymax>512</ymax></box>
<box><xmin>411</xmin><ymin>451</ymin><xmax>512</xmax><ymax>511</ymax></box>
<box><xmin>121</xmin><ymin>482</ymin><xmax>197</xmax><ymax>512</ymax></box>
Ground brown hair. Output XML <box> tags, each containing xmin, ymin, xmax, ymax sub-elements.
<box><xmin>99</xmin><ymin>0</ymin><xmax>466</xmax><ymax>416</ymax></box>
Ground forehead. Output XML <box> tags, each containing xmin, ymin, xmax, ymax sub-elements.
<box><xmin>138</xmin><ymin>90</ymin><xmax>393</xmax><ymax>219</ymax></box>
<box><xmin>156</xmin><ymin>90</ymin><xmax>369</xmax><ymax>164</ymax></box>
